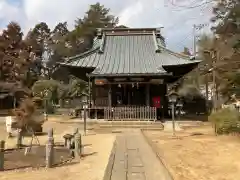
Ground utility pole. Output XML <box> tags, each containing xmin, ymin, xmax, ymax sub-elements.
<box><xmin>193</xmin><ymin>23</ymin><xmax>209</xmax><ymax>89</ymax></box>
<box><xmin>193</xmin><ymin>24</ymin><xmax>200</xmax><ymax>89</ymax></box>
<box><xmin>193</xmin><ymin>24</ymin><xmax>197</xmax><ymax>58</ymax></box>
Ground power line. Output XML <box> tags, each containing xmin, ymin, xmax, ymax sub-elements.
<box><xmin>167</xmin><ymin>0</ymin><xmax>215</xmax><ymax>9</ymax></box>
<box><xmin>175</xmin><ymin>33</ymin><xmax>193</xmax><ymax>48</ymax></box>
<box><xmin>165</xmin><ymin>32</ymin><xmax>193</xmax><ymax>52</ymax></box>
<box><xmin>166</xmin><ymin>22</ymin><xmax>210</xmax><ymax>52</ymax></box>
<box><xmin>169</xmin><ymin>0</ymin><xmax>201</xmax><ymax>8</ymax></box>
<box><xmin>166</xmin><ymin>1</ymin><xmax>213</xmax><ymax>13</ymax></box>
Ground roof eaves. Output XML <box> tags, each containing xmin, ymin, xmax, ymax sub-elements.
<box><xmin>162</xmin><ymin>60</ymin><xmax>201</xmax><ymax>68</ymax></box>
<box><xmin>63</xmin><ymin>38</ymin><xmax>101</xmax><ymax>63</ymax></box>
<box><xmin>59</xmin><ymin>62</ymin><xmax>96</xmax><ymax>69</ymax></box>
<box><xmin>59</xmin><ymin>48</ymin><xmax>99</xmax><ymax>67</ymax></box>
<box><xmin>158</xmin><ymin>45</ymin><xmax>193</xmax><ymax>60</ymax></box>
<box><xmin>155</xmin><ymin>43</ymin><xmax>202</xmax><ymax>65</ymax></box>
<box><xmin>89</xmin><ymin>72</ymin><xmax>172</xmax><ymax>77</ymax></box>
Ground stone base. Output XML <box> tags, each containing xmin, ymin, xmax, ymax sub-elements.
<box><xmin>163</xmin><ymin>121</ymin><xmax>183</xmax><ymax>132</ymax></box>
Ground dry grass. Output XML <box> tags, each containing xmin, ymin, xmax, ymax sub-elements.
<box><xmin>144</xmin><ymin>123</ymin><xmax>240</xmax><ymax>180</ymax></box>
<box><xmin>0</xmin><ymin>120</ymin><xmax>115</xmax><ymax>180</ymax></box>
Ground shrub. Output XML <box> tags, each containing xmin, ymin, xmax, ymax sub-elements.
<box><xmin>12</xmin><ymin>98</ymin><xmax>44</xmax><ymax>133</ymax></box>
<box><xmin>209</xmin><ymin>108</ymin><xmax>240</xmax><ymax>134</ymax></box>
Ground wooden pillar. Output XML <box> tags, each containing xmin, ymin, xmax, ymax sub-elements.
<box><xmin>146</xmin><ymin>83</ymin><xmax>150</xmax><ymax>106</ymax></box>
<box><xmin>163</xmin><ymin>83</ymin><xmax>167</xmax><ymax>120</ymax></box>
<box><xmin>91</xmin><ymin>79</ymin><xmax>95</xmax><ymax>107</ymax></box>
<box><xmin>108</xmin><ymin>84</ymin><xmax>112</xmax><ymax>107</ymax></box>
<box><xmin>88</xmin><ymin>77</ymin><xmax>91</xmax><ymax>119</ymax></box>
<box><xmin>91</xmin><ymin>79</ymin><xmax>98</xmax><ymax>119</ymax></box>
<box><xmin>88</xmin><ymin>77</ymin><xmax>91</xmax><ymax>108</ymax></box>
<box><xmin>128</xmin><ymin>87</ymin><xmax>131</xmax><ymax>105</ymax></box>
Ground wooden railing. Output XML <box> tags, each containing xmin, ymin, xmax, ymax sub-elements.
<box><xmin>104</xmin><ymin>106</ymin><xmax>157</xmax><ymax>121</ymax></box>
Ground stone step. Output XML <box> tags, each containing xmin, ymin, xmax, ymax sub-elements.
<box><xmin>98</xmin><ymin>124</ymin><xmax>164</xmax><ymax>129</ymax></box>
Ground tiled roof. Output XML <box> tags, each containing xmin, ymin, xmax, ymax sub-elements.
<box><xmin>61</xmin><ymin>28</ymin><xmax>200</xmax><ymax>77</ymax></box>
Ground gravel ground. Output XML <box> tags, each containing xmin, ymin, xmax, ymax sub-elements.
<box><xmin>144</xmin><ymin>125</ymin><xmax>240</xmax><ymax>180</ymax></box>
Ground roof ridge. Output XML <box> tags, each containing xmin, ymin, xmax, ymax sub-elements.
<box><xmin>102</xmin><ymin>27</ymin><xmax>158</xmax><ymax>32</ymax></box>
<box><xmin>98</xmin><ymin>33</ymin><xmax>106</xmax><ymax>53</ymax></box>
<box><xmin>152</xmin><ymin>31</ymin><xmax>161</xmax><ymax>53</ymax></box>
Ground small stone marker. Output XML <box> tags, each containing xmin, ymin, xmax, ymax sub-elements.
<box><xmin>46</xmin><ymin>128</ymin><xmax>54</xmax><ymax>168</ymax></box>
<box><xmin>74</xmin><ymin>132</ymin><xmax>81</xmax><ymax>160</ymax></box>
<box><xmin>0</xmin><ymin>140</ymin><xmax>5</xmax><ymax>171</ymax></box>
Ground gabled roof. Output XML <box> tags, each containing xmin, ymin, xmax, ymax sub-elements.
<box><xmin>60</xmin><ymin>28</ymin><xmax>200</xmax><ymax>77</ymax></box>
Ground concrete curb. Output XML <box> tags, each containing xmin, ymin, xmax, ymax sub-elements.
<box><xmin>102</xmin><ymin>140</ymin><xmax>116</xmax><ymax>180</ymax></box>
<box><xmin>140</xmin><ymin>129</ymin><xmax>174</xmax><ymax>180</ymax></box>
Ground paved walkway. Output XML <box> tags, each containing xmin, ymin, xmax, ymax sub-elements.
<box><xmin>108</xmin><ymin>130</ymin><xmax>172</xmax><ymax>180</ymax></box>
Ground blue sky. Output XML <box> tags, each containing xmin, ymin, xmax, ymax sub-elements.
<box><xmin>0</xmin><ymin>0</ymin><xmax>214</xmax><ymax>52</ymax></box>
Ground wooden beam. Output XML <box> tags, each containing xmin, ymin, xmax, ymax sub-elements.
<box><xmin>146</xmin><ymin>84</ymin><xmax>150</xmax><ymax>106</ymax></box>
<box><xmin>98</xmin><ymin>81</ymin><xmax>164</xmax><ymax>85</ymax></box>
<box><xmin>108</xmin><ymin>84</ymin><xmax>112</xmax><ymax>107</ymax></box>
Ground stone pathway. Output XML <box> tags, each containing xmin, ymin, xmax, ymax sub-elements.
<box><xmin>107</xmin><ymin>130</ymin><xmax>172</xmax><ymax>180</ymax></box>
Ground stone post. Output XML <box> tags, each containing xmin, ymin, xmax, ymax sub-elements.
<box><xmin>64</xmin><ymin>138</ymin><xmax>67</xmax><ymax>147</ymax></box>
<box><xmin>46</xmin><ymin>128</ymin><xmax>54</xmax><ymax>168</ymax></box>
<box><xmin>0</xmin><ymin>140</ymin><xmax>5</xmax><ymax>171</ymax></box>
<box><xmin>79</xmin><ymin>133</ymin><xmax>82</xmax><ymax>155</ymax></box>
<box><xmin>16</xmin><ymin>129</ymin><xmax>22</xmax><ymax>149</ymax></box>
<box><xmin>67</xmin><ymin>138</ymin><xmax>72</xmax><ymax>149</ymax></box>
<box><xmin>74</xmin><ymin>132</ymin><xmax>82</xmax><ymax>160</ymax></box>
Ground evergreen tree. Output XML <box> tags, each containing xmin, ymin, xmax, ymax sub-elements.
<box><xmin>47</xmin><ymin>22</ymin><xmax>70</xmax><ymax>68</ymax></box>
<box><xmin>68</xmin><ymin>3</ymin><xmax>119</xmax><ymax>55</ymax></box>
<box><xmin>0</xmin><ymin>22</ymin><xmax>34</xmax><ymax>86</ymax></box>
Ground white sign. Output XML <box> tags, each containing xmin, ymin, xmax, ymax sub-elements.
<box><xmin>6</xmin><ymin>116</ymin><xmax>13</xmax><ymax>133</ymax></box>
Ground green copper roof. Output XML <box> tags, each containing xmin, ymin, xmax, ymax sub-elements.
<box><xmin>61</xmin><ymin>28</ymin><xmax>200</xmax><ymax>77</ymax></box>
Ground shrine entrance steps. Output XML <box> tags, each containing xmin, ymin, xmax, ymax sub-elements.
<box><xmin>95</xmin><ymin>121</ymin><xmax>164</xmax><ymax>129</ymax></box>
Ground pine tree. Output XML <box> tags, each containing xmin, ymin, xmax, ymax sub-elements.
<box><xmin>68</xmin><ymin>3</ymin><xmax>119</xmax><ymax>55</ymax></box>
